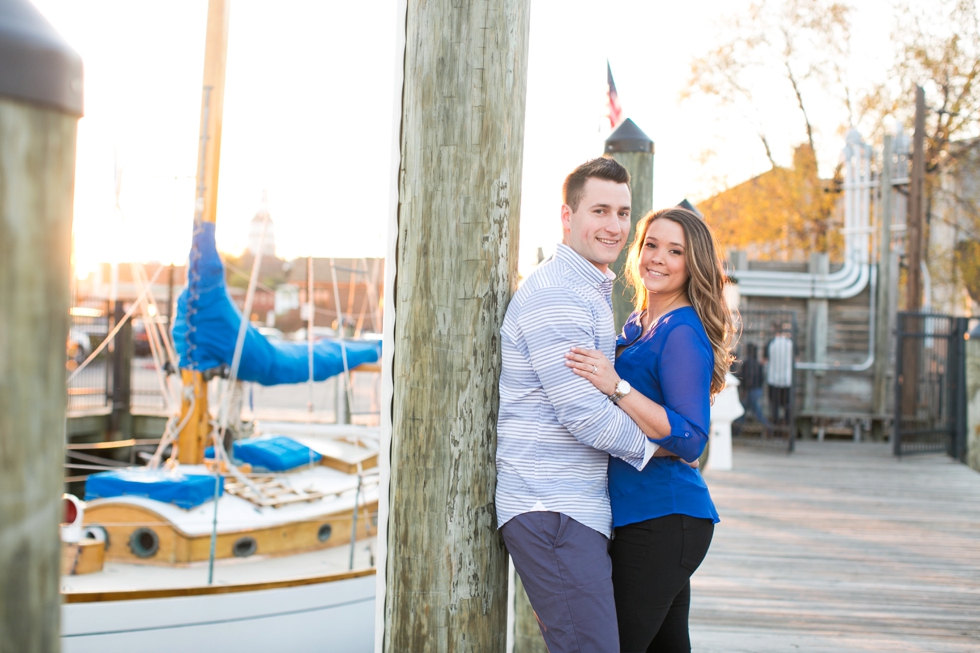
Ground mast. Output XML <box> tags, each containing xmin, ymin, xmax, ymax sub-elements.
<box><xmin>177</xmin><ymin>0</ymin><xmax>230</xmax><ymax>464</ymax></box>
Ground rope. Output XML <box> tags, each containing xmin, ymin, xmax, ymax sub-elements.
<box><xmin>66</xmin><ymin>264</ymin><xmax>166</xmax><ymax>384</ymax></box>
<box><xmin>208</xmin><ymin>212</ymin><xmax>268</xmax><ymax>585</ymax></box>
<box><xmin>129</xmin><ymin>262</ymin><xmax>177</xmax><ymax>413</ymax></box>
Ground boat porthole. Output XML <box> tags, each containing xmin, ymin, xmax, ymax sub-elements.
<box><xmin>83</xmin><ymin>525</ymin><xmax>110</xmax><ymax>549</ymax></box>
<box><xmin>317</xmin><ymin>524</ymin><xmax>332</xmax><ymax>542</ymax></box>
<box><xmin>232</xmin><ymin>537</ymin><xmax>257</xmax><ymax>558</ymax></box>
<box><xmin>128</xmin><ymin>528</ymin><xmax>159</xmax><ymax>558</ymax></box>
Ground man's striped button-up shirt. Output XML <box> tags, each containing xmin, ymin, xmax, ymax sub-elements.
<box><xmin>495</xmin><ymin>244</ymin><xmax>654</xmax><ymax>538</ymax></box>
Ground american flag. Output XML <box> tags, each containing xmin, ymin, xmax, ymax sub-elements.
<box><xmin>606</xmin><ymin>61</ymin><xmax>623</xmax><ymax>129</ymax></box>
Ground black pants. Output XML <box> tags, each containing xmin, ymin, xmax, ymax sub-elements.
<box><xmin>768</xmin><ymin>386</ymin><xmax>790</xmax><ymax>424</ymax></box>
<box><xmin>610</xmin><ymin>514</ymin><xmax>714</xmax><ymax>653</ymax></box>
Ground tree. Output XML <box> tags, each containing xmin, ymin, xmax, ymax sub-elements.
<box><xmin>699</xmin><ymin>144</ymin><xmax>842</xmax><ymax>259</ymax></box>
<box><xmin>682</xmin><ymin>0</ymin><xmax>859</xmax><ymax>259</ymax></box>
<box><xmin>684</xmin><ymin>0</ymin><xmax>856</xmax><ymax>170</ymax></box>
<box><xmin>686</xmin><ymin>0</ymin><xmax>980</xmax><ymax>292</ymax></box>
<box><xmin>889</xmin><ymin>0</ymin><xmax>980</xmax><ymax>307</ymax></box>
<box><xmin>892</xmin><ymin>0</ymin><xmax>980</xmax><ymax>177</ymax></box>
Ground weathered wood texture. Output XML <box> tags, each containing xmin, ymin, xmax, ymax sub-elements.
<box><xmin>692</xmin><ymin>442</ymin><xmax>980</xmax><ymax>652</ymax></box>
<box><xmin>384</xmin><ymin>1</ymin><xmax>530</xmax><ymax>651</ymax></box>
<box><xmin>0</xmin><ymin>98</ymin><xmax>78</xmax><ymax>653</ymax></box>
<box><xmin>906</xmin><ymin>87</ymin><xmax>926</xmax><ymax>312</ymax></box>
<box><xmin>608</xmin><ymin>151</ymin><xmax>654</xmax><ymax>332</ymax></box>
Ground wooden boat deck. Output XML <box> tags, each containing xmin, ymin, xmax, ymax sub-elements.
<box><xmin>692</xmin><ymin>441</ymin><xmax>980</xmax><ymax>652</ymax></box>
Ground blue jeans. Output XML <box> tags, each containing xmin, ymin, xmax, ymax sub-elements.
<box><xmin>735</xmin><ymin>387</ymin><xmax>769</xmax><ymax>431</ymax></box>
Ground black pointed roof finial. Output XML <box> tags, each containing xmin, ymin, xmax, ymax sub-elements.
<box><xmin>605</xmin><ymin>118</ymin><xmax>654</xmax><ymax>154</ymax></box>
<box><xmin>677</xmin><ymin>199</ymin><xmax>703</xmax><ymax>218</ymax></box>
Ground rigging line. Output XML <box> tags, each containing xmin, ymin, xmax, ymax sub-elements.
<box><xmin>135</xmin><ymin>262</ymin><xmax>178</xmax><ymax>365</ymax></box>
<box><xmin>208</xmin><ymin>213</ymin><xmax>268</xmax><ymax>586</ymax></box>
<box><xmin>329</xmin><ymin>260</ymin><xmax>356</xmax><ymax>421</ymax></box>
<box><xmin>67</xmin><ymin>264</ymin><xmax>166</xmax><ymax>384</ymax></box>
<box><xmin>307</xmin><ymin>255</ymin><xmax>315</xmax><ymax>422</ymax></box>
<box><xmin>224</xmin><ymin>260</ymin><xmax>277</xmax><ymax>294</ymax></box>
<box><xmin>129</xmin><ymin>263</ymin><xmax>175</xmax><ymax>413</ymax></box>
<box><xmin>328</xmin><ymin>257</ymin><xmax>364</xmax><ymax>571</ymax></box>
<box><xmin>329</xmin><ymin>259</ymin><xmax>360</xmax><ymax>463</ymax></box>
<box><xmin>216</xmin><ymin>214</ymin><xmax>268</xmax><ymax>440</ymax></box>
<box><xmin>148</xmin><ymin>391</ymin><xmax>194</xmax><ymax>470</ymax></box>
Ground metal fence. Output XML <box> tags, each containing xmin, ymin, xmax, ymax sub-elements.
<box><xmin>130</xmin><ymin>327</ymin><xmax>170</xmax><ymax>413</ymax></box>
<box><xmin>66</xmin><ymin>299</ymin><xmax>111</xmax><ymax>412</ymax></box>
<box><xmin>894</xmin><ymin>313</ymin><xmax>976</xmax><ymax>458</ymax></box>
<box><xmin>731</xmin><ymin>309</ymin><xmax>799</xmax><ymax>452</ymax></box>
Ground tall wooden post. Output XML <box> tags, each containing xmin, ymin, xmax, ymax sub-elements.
<box><xmin>177</xmin><ymin>0</ymin><xmax>229</xmax><ymax>464</ymax></box>
<box><xmin>906</xmin><ymin>87</ymin><xmax>926</xmax><ymax>311</ymax></box>
<box><xmin>108</xmin><ymin>300</ymin><xmax>133</xmax><ymax>441</ymax></box>
<box><xmin>0</xmin><ymin>1</ymin><xmax>83</xmax><ymax>650</ymax></box>
<box><xmin>605</xmin><ymin>118</ymin><xmax>655</xmax><ymax>332</ymax></box>
<box><xmin>901</xmin><ymin>88</ymin><xmax>926</xmax><ymax>420</ymax></box>
<box><xmin>872</xmin><ymin>134</ymin><xmax>894</xmax><ymax>438</ymax></box>
<box><xmin>379</xmin><ymin>1</ymin><xmax>531</xmax><ymax>650</ymax></box>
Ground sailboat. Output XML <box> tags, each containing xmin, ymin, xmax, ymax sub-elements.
<box><xmin>59</xmin><ymin>2</ymin><xmax>381</xmax><ymax>651</ymax></box>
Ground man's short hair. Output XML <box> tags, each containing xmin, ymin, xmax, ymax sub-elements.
<box><xmin>562</xmin><ymin>157</ymin><xmax>631</xmax><ymax>211</ymax></box>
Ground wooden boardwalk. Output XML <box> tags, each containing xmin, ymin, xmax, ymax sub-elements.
<box><xmin>691</xmin><ymin>441</ymin><xmax>980</xmax><ymax>652</ymax></box>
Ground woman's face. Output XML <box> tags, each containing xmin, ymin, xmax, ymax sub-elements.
<box><xmin>637</xmin><ymin>218</ymin><xmax>689</xmax><ymax>297</ymax></box>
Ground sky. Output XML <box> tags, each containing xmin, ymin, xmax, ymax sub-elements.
<box><xmin>32</xmin><ymin>0</ymin><xmax>902</xmax><ymax>278</ymax></box>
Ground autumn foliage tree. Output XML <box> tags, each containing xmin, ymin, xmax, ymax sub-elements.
<box><xmin>683</xmin><ymin>0</ymin><xmax>858</xmax><ymax>257</ymax></box>
<box><xmin>890</xmin><ymin>0</ymin><xmax>980</xmax><ymax>303</ymax></box>
<box><xmin>699</xmin><ymin>144</ymin><xmax>841</xmax><ymax>260</ymax></box>
<box><xmin>686</xmin><ymin>0</ymin><xmax>980</xmax><ymax>279</ymax></box>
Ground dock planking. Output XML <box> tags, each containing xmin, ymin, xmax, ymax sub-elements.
<box><xmin>691</xmin><ymin>441</ymin><xmax>980</xmax><ymax>652</ymax></box>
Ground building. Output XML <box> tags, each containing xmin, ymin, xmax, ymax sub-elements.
<box><xmin>246</xmin><ymin>192</ymin><xmax>276</xmax><ymax>258</ymax></box>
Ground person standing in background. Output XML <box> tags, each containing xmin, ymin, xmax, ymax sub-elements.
<box><xmin>765</xmin><ymin>329</ymin><xmax>794</xmax><ymax>426</ymax></box>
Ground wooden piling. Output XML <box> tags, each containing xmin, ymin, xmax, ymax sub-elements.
<box><xmin>0</xmin><ymin>1</ymin><xmax>82</xmax><ymax>649</ymax></box>
<box><xmin>605</xmin><ymin>118</ymin><xmax>655</xmax><ymax>331</ymax></box>
<box><xmin>905</xmin><ymin>87</ymin><xmax>926</xmax><ymax>312</ymax></box>
<box><xmin>900</xmin><ymin>88</ymin><xmax>927</xmax><ymax>421</ymax></box>
<box><xmin>108</xmin><ymin>300</ymin><xmax>133</xmax><ymax>441</ymax></box>
<box><xmin>380</xmin><ymin>1</ymin><xmax>531</xmax><ymax>650</ymax></box>
<box><xmin>871</xmin><ymin>134</ymin><xmax>894</xmax><ymax>439</ymax></box>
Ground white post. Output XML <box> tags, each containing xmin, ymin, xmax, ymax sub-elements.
<box><xmin>708</xmin><ymin>373</ymin><xmax>744</xmax><ymax>471</ymax></box>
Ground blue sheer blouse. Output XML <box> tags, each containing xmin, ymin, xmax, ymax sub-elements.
<box><xmin>608</xmin><ymin>307</ymin><xmax>720</xmax><ymax>528</ymax></box>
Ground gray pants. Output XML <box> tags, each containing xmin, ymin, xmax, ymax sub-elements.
<box><xmin>502</xmin><ymin>511</ymin><xmax>619</xmax><ymax>653</ymax></box>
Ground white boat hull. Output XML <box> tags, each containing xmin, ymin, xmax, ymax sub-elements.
<box><xmin>62</xmin><ymin>572</ymin><xmax>375</xmax><ymax>653</ymax></box>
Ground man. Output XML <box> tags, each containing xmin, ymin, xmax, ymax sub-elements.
<box><xmin>495</xmin><ymin>157</ymin><xmax>658</xmax><ymax>653</ymax></box>
<box><xmin>765</xmin><ymin>328</ymin><xmax>794</xmax><ymax>426</ymax></box>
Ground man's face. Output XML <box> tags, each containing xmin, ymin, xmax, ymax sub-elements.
<box><xmin>561</xmin><ymin>177</ymin><xmax>632</xmax><ymax>272</ymax></box>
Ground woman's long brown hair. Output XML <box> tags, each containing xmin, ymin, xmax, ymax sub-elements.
<box><xmin>624</xmin><ymin>207</ymin><xmax>737</xmax><ymax>397</ymax></box>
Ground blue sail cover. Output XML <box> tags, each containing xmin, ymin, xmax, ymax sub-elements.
<box><xmin>85</xmin><ymin>469</ymin><xmax>222</xmax><ymax>509</ymax></box>
<box><xmin>172</xmin><ymin>222</ymin><xmax>381</xmax><ymax>385</ymax></box>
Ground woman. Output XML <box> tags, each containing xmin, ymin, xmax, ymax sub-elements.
<box><xmin>565</xmin><ymin>206</ymin><xmax>735</xmax><ymax>652</ymax></box>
